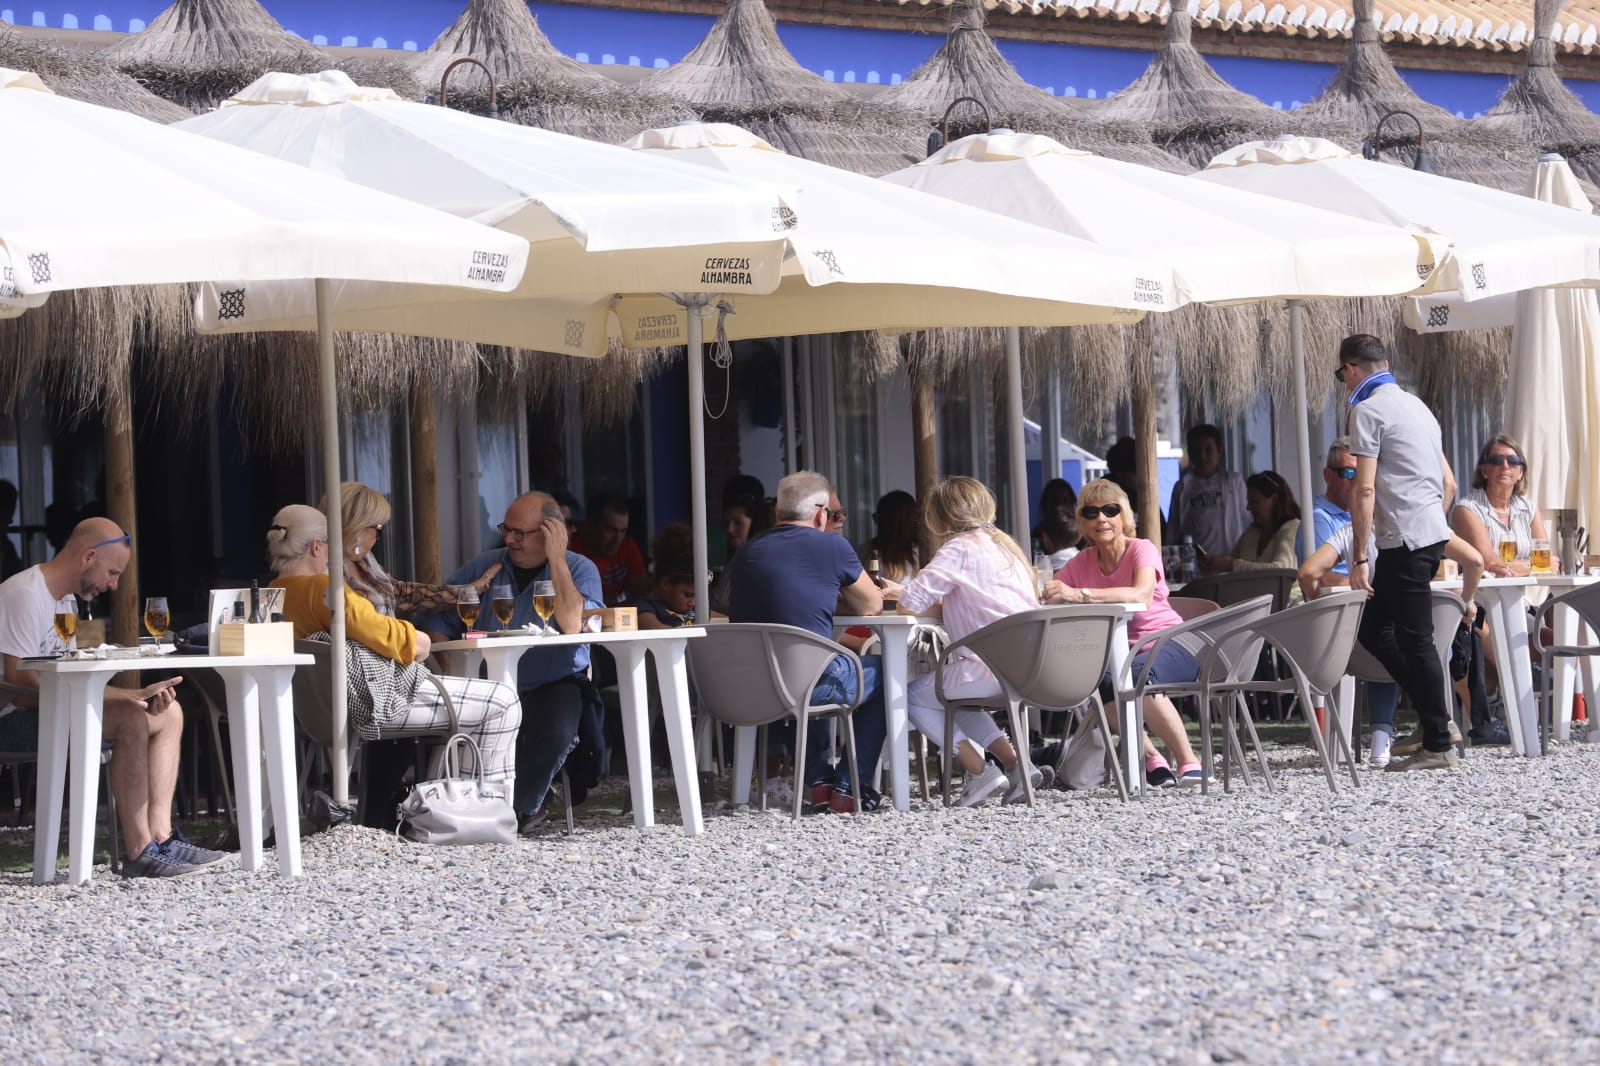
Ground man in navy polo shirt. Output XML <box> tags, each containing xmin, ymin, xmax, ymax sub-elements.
<box><xmin>728</xmin><ymin>470</ymin><xmax>890</xmax><ymax>812</ymax></box>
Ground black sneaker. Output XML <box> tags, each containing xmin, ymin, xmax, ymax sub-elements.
<box><xmin>120</xmin><ymin>840</ymin><xmax>203</xmax><ymax>879</ymax></box>
<box><xmin>162</xmin><ymin>828</ymin><xmax>230</xmax><ymax>868</ymax></box>
<box><xmin>1146</xmin><ymin>765</ymin><xmax>1177</xmax><ymax>788</ymax></box>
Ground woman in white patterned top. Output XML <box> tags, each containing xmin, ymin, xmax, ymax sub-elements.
<box><xmin>895</xmin><ymin>477</ymin><xmax>1042</xmax><ymax>807</ymax></box>
<box><xmin>1450</xmin><ymin>433</ymin><xmax>1546</xmax><ymax>579</ymax></box>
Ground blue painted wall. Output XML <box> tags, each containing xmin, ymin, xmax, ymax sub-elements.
<box><xmin>0</xmin><ymin>0</ymin><xmax>1573</xmax><ymax>116</ymax></box>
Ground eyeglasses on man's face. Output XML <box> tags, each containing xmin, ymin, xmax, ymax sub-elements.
<box><xmin>1328</xmin><ymin>465</ymin><xmax>1357</xmax><ymax>481</ymax></box>
<box><xmin>497</xmin><ymin>522</ymin><xmax>543</xmax><ymax>541</ymax></box>
<box><xmin>1333</xmin><ymin>363</ymin><xmax>1356</xmax><ymax>383</ymax></box>
<box><xmin>827</xmin><ymin>508</ymin><xmax>847</xmax><ymax>522</ymax></box>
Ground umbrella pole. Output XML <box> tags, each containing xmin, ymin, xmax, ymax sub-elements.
<box><xmin>781</xmin><ymin>337</ymin><xmax>797</xmax><ymax>474</ymax></box>
<box><xmin>316</xmin><ymin>278</ymin><xmax>351</xmax><ymax>806</ymax></box>
<box><xmin>1005</xmin><ymin>326</ymin><xmax>1029</xmax><ymax>544</ymax></box>
<box><xmin>687</xmin><ymin>308</ymin><xmax>709</xmax><ymax>624</ymax></box>
<box><xmin>1289</xmin><ymin>299</ymin><xmax>1317</xmax><ymax>561</ymax></box>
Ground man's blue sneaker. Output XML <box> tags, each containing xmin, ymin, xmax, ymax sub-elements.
<box><xmin>119</xmin><ymin>840</ymin><xmax>202</xmax><ymax>879</ymax></box>
<box><xmin>162</xmin><ymin>828</ymin><xmax>230</xmax><ymax>868</ymax></box>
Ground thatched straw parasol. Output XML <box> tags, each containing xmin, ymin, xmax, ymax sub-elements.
<box><xmin>636</xmin><ymin>0</ymin><xmax>921</xmax><ymax>176</ymax></box>
<box><xmin>1089</xmin><ymin>3</ymin><xmax>1295</xmax><ymax>171</ymax></box>
<box><xmin>413</xmin><ymin>0</ymin><xmax>690</xmax><ymax>141</ymax></box>
<box><xmin>105</xmin><ymin>0</ymin><xmax>333</xmax><ymax>110</ymax></box>
<box><xmin>1294</xmin><ymin>0</ymin><xmax>1459</xmax><ymax>146</ymax></box>
<box><xmin>0</xmin><ymin>27</ymin><xmax>189</xmax><ymax>123</ymax></box>
<box><xmin>879</xmin><ymin>0</ymin><xmax>1185</xmax><ymax>174</ymax></box>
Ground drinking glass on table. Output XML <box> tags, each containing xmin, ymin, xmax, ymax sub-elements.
<box><xmin>532</xmin><ymin>580</ymin><xmax>556</xmax><ymax>635</ymax></box>
<box><xmin>490</xmin><ymin>580</ymin><xmax>516</xmax><ymax>630</ymax></box>
<box><xmin>456</xmin><ymin>586</ymin><xmax>481</xmax><ymax>631</ymax></box>
<box><xmin>1531</xmin><ymin>538</ymin><xmax>1554</xmax><ymax>575</ymax></box>
<box><xmin>53</xmin><ymin>593</ymin><xmax>78</xmax><ymax>653</ymax></box>
<box><xmin>1498</xmin><ymin>538</ymin><xmax>1517</xmax><ymax>566</ymax></box>
<box><xmin>143</xmin><ymin>596</ymin><xmax>170</xmax><ymax>644</ymax></box>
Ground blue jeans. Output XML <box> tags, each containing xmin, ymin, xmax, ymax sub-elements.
<box><xmin>1098</xmin><ymin>643</ymin><xmax>1198</xmax><ymax>703</ymax></box>
<box><xmin>1368</xmin><ymin>682</ymin><xmax>1400</xmax><ymax>731</ymax></box>
<box><xmin>797</xmin><ymin>653</ymin><xmax>885</xmax><ymax>791</ymax></box>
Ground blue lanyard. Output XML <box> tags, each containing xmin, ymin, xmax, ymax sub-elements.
<box><xmin>1348</xmin><ymin>369</ymin><xmax>1395</xmax><ymax>406</ymax></box>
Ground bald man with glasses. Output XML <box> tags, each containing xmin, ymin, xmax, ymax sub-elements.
<box><xmin>426</xmin><ymin>492</ymin><xmax>604</xmax><ymax>830</ymax></box>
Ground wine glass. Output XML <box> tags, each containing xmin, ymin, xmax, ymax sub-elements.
<box><xmin>491</xmin><ymin>580</ymin><xmax>516</xmax><ymax>630</ymax></box>
<box><xmin>532</xmin><ymin>580</ymin><xmax>556</xmax><ymax>636</ymax></box>
<box><xmin>52</xmin><ymin>593</ymin><xmax>78</xmax><ymax>654</ymax></box>
<box><xmin>144</xmin><ymin>596</ymin><xmax>170</xmax><ymax>645</ymax></box>
<box><xmin>456</xmin><ymin>586</ymin><xmax>481</xmax><ymax>631</ymax></box>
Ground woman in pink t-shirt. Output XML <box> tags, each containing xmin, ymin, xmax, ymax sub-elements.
<box><xmin>1042</xmin><ymin>478</ymin><xmax>1204</xmax><ymax>787</ymax></box>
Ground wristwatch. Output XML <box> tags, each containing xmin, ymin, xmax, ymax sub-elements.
<box><xmin>1080</xmin><ymin>587</ymin><xmax>1091</xmax><ymax>604</ymax></box>
<box><xmin>1353</xmin><ymin>558</ymin><xmax>1368</xmax><ymax>566</ymax></box>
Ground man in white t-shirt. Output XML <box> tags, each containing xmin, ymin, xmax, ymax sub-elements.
<box><xmin>0</xmin><ymin>517</ymin><xmax>225</xmax><ymax>878</ymax></box>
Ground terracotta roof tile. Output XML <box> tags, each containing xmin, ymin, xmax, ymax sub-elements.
<box><xmin>878</xmin><ymin>1</ymin><xmax>1600</xmax><ymax>54</ymax></box>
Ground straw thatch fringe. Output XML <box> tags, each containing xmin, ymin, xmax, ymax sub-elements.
<box><xmin>0</xmin><ymin>27</ymin><xmax>189</xmax><ymax>123</ymax></box>
<box><xmin>1091</xmin><ymin>3</ymin><xmax>1295</xmax><ymax>170</ymax></box>
<box><xmin>1295</xmin><ymin>0</ymin><xmax>1460</xmax><ymax>145</ymax></box>
<box><xmin>107</xmin><ymin>0</ymin><xmax>332</xmax><ymax>110</ymax></box>
<box><xmin>480</xmin><ymin>341</ymin><xmax>673</xmax><ymax>428</ymax></box>
<box><xmin>1464</xmin><ymin>0</ymin><xmax>1600</xmax><ymax>153</ymax></box>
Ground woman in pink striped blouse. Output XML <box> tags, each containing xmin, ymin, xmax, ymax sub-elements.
<box><xmin>895</xmin><ymin>477</ymin><xmax>1044</xmax><ymax>807</ymax></box>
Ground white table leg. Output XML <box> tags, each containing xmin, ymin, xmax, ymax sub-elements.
<box><xmin>609</xmin><ymin>645</ymin><xmax>654</xmax><ymax>830</ymax></box>
<box><xmin>65</xmin><ymin>675</ymin><xmax>107</xmax><ymax>886</ymax></box>
<box><xmin>731</xmin><ymin>726</ymin><xmax>756</xmax><ymax>805</ymax></box>
<box><xmin>1554</xmin><ymin>603</ymin><xmax>1580</xmax><ymax>743</ymax></box>
<box><xmin>1486</xmin><ymin>589</ymin><xmax>1538</xmax><ymax>757</ymax></box>
<box><xmin>1108</xmin><ymin>621</ymin><xmax>1137</xmax><ymax>794</ymax></box>
<box><xmin>253</xmin><ymin>667</ymin><xmax>302</xmax><ymax>877</ymax></box>
<box><xmin>879</xmin><ymin>627</ymin><xmax>912</xmax><ymax>813</ymax></box>
<box><xmin>651</xmin><ymin>640</ymin><xmax>704</xmax><ymax>836</ymax></box>
<box><xmin>32</xmin><ymin>677</ymin><xmax>71</xmax><ymax>884</ymax></box>
<box><xmin>223</xmin><ymin>671</ymin><xmax>264</xmax><ymax>872</ymax></box>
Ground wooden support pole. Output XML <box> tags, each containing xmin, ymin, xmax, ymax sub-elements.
<box><xmin>105</xmin><ymin>379</ymin><xmax>138</xmax><ymax>650</ymax></box>
<box><xmin>409</xmin><ymin>383</ymin><xmax>441</xmax><ymax>585</ymax></box>
<box><xmin>1133</xmin><ymin>350</ymin><xmax>1162</xmax><ymax>550</ymax></box>
<box><xmin>912</xmin><ymin>375</ymin><xmax>938</xmax><ymax>558</ymax></box>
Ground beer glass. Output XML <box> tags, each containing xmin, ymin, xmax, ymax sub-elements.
<box><xmin>532</xmin><ymin>580</ymin><xmax>556</xmax><ymax>635</ymax></box>
<box><xmin>1498</xmin><ymin>539</ymin><xmax>1517</xmax><ymax>565</ymax></box>
<box><xmin>144</xmin><ymin>596</ymin><xmax>170</xmax><ymax>643</ymax></box>
<box><xmin>456</xmin><ymin>587</ymin><xmax>481</xmax><ymax>630</ymax></box>
<box><xmin>1531</xmin><ymin>538</ymin><xmax>1553</xmax><ymax>575</ymax></box>
<box><xmin>491</xmin><ymin>581</ymin><xmax>516</xmax><ymax>629</ymax></box>
<box><xmin>53</xmin><ymin>593</ymin><xmax>78</xmax><ymax>652</ymax></box>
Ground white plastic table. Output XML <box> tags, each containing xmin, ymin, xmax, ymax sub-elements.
<box><xmin>432</xmin><ymin>628</ymin><xmax>705</xmax><ymax>836</ymax></box>
<box><xmin>31</xmin><ymin>652</ymin><xmax>312</xmax><ymax>885</ymax></box>
<box><xmin>1435</xmin><ymin>575</ymin><xmax>1539</xmax><ymax>755</ymax></box>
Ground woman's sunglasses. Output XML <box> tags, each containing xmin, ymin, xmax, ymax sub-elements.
<box><xmin>1080</xmin><ymin>504</ymin><xmax>1123</xmax><ymax>520</ymax></box>
<box><xmin>1482</xmin><ymin>455</ymin><xmax>1525</xmax><ymax>468</ymax></box>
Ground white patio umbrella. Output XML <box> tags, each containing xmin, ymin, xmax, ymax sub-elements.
<box><xmin>193</xmin><ymin>116</ymin><xmax>1177</xmax><ymax>623</ymax></box>
<box><xmin>882</xmin><ymin>131</ymin><xmax>1440</xmax><ymax>549</ymax></box>
<box><xmin>0</xmin><ymin>67</ymin><xmax>530</xmax><ymax>806</ymax></box>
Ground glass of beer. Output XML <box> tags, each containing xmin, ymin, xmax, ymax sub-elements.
<box><xmin>1498</xmin><ymin>538</ymin><xmax>1517</xmax><ymax>565</ymax></box>
<box><xmin>1531</xmin><ymin>538</ymin><xmax>1554</xmax><ymax>575</ymax></box>
<box><xmin>144</xmin><ymin>596</ymin><xmax>170</xmax><ymax>643</ymax></box>
<box><xmin>53</xmin><ymin>593</ymin><xmax>78</xmax><ymax>652</ymax></box>
<box><xmin>532</xmin><ymin>580</ymin><xmax>556</xmax><ymax>636</ymax></box>
<box><xmin>491</xmin><ymin>581</ymin><xmax>516</xmax><ymax>630</ymax></box>
<box><xmin>456</xmin><ymin>587</ymin><xmax>480</xmax><ymax>630</ymax></box>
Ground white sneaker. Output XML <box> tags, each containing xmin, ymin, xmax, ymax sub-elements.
<box><xmin>763</xmin><ymin>777</ymin><xmax>795</xmax><ymax>808</ymax></box>
<box><xmin>1003</xmin><ymin>765</ymin><xmax>1052</xmax><ymax>805</ymax></box>
<box><xmin>1369</xmin><ymin>729</ymin><xmax>1393</xmax><ymax>769</ymax></box>
<box><xmin>958</xmin><ymin>764</ymin><xmax>1009</xmax><ymax>808</ymax></box>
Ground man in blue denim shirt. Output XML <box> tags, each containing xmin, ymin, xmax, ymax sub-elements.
<box><xmin>422</xmin><ymin>491</ymin><xmax>603</xmax><ymax>827</ymax></box>
<box><xmin>728</xmin><ymin>470</ymin><xmax>889</xmax><ymax>813</ymax></box>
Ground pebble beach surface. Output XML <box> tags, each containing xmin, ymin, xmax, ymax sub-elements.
<box><xmin>4</xmin><ymin>744</ymin><xmax>1599</xmax><ymax>1064</ymax></box>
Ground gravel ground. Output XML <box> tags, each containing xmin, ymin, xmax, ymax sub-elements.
<box><xmin>4</xmin><ymin>743</ymin><xmax>1600</xmax><ymax>1064</ymax></box>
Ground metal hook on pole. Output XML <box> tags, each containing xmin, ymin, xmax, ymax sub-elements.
<box><xmin>926</xmin><ymin>95</ymin><xmax>992</xmax><ymax>157</ymax></box>
<box><xmin>438</xmin><ymin>57</ymin><xmax>499</xmax><ymax>120</ymax></box>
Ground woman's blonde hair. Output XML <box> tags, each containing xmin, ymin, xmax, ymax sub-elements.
<box><xmin>922</xmin><ymin>476</ymin><xmax>1030</xmax><ymax>572</ymax></box>
<box><xmin>265</xmin><ymin>504</ymin><xmax>327</xmax><ymax>575</ymax></box>
<box><xmin>1076</xmin><ymin>478</ymin><xmax>1139</xmax><ymax>538</ymax></box>
<box><xmin>319</xmin><ymin>481</ymin><xmax>391</xmax><ymax>558</ymax></box>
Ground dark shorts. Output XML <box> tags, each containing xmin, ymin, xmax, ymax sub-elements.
<box><xmin>0</xmin><ymin>707</ymin><xmax>38</xmax><ymax>753</ymax></box>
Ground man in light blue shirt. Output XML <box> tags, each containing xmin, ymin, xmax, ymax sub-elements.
<box><xmin>1298</xmin><ymin>436</ymin><xmax>1357</xmax><ymax>576</ymax></box>
<box><xmin>423</xmin><ymin>491</ymin><xmax>604</xmax><ymax>825</ymax></box>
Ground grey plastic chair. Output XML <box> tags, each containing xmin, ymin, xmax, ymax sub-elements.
<box><xmin>1117</xmin><ymin>595</ymin><xmax>1275</xmax><ymax>796</ymax></box>
<box><xmin>1343</xmin><ymin>589</ymin><xmax>1466</xmax><ymax>756</ymax></box>
<box><xmin>1180</xmin><ymin>569</ymin><xmax>1298</xmax><ymax>610</ymax></box>
<box><xmin>934</xmin><ymin>605</ymin><xmax>1124</xmax><ymax>807</ymax></box>
<box><xmin>1199</xmin><ymin>590</ymin><xmax>1369</xmax><ymax>794</ymax></box>
<box><xmin>1167</xmin><ymin>596</ymin><xmax>1221</xmax><ymax>622</ymax></box>
<box><xmin>1536</xmin><ymin>581</ymin><xmax>1600</xmax><ymax>753</ymax></box>
<box><xmin>685</xmin><ymin>622</ymin><xmax>864</xmax><ymax>821</ymax></box>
